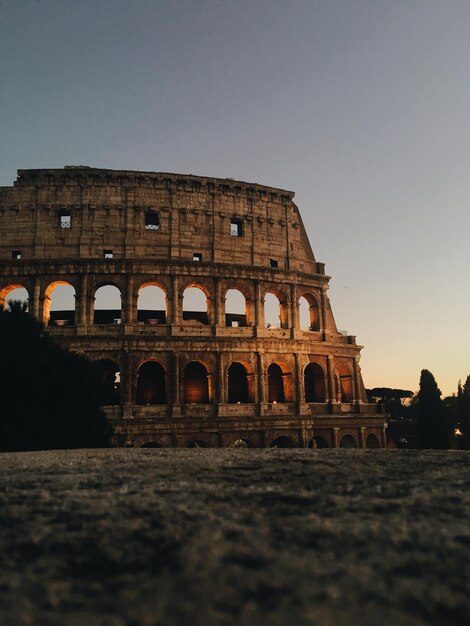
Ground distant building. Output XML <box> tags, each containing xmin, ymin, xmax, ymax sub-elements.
<box><xmin>0</xmin><ymin>168</ymin><xmax>386</xmax><ymax>448</ymax></box>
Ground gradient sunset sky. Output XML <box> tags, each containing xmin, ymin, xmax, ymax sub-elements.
<box><xmin>1</xmin><ymin>0</ymin><xmax>469</xmax><ymax>396</ymax></box>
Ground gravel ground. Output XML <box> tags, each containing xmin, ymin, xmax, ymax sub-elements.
<box><xmin>0</xmin><ymin>449</ymin><xmax>469</xmax><ymax>626</ymax></box>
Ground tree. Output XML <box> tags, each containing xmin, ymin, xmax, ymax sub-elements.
<box><xmin>0</xmin><ymin>304</ymin><xmax>109</xmax><ymax>451</ymax></box>
<box><xmin>416</xmin><ymin>369</ymin><xmax>449</xmax><ymax>449</ymax></box>
<box><xmin>459</xmin><ymin>375</ymin><xmax>470</xmax><ymax>449</ymax></box>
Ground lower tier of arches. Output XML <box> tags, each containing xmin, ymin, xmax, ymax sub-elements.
<box><xmin>109</xmin><ymin>414</ymin><xmax>387</xmax><ymax>449</ymax></box>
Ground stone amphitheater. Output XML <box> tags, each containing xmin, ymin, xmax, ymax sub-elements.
<box><xmin>0</xmin><ymin>167</ymin><xmax>385</xmax><ymax>448</ymax></box>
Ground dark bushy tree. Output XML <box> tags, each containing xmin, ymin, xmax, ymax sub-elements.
<box><xmin>416</xmin><ymin>369</ymin><xmax>449</xmax><ymax>449</ymax></box>
<box><xmin>0</xmin><ymin>304</ymin><xmax>109</xmax><ymax>451</ymax></box>
<box><xmin>459</xmin><ymin>375</ymin><xmax>470</xmax><ymax>449</ymax></box>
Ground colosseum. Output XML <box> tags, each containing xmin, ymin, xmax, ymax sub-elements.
<box><xmin>0</xmin><ymin>167</ymin><xmax>386</xmax><ymax>448</ymax></box>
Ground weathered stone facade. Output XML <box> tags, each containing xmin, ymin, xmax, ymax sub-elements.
<box><xmin>0</xmin><ymin>167</ymin><xmax>386</xmax><ymax>448</ymax></box>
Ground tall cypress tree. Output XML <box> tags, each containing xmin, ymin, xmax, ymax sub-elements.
<box><xmin>416</xmin><ymin>369</ymin><xmax>449</xmax><ymax>449</ymax></box>
<box><xmin>460</xmin><ymin>375</ymin><xmax>470</xmax><ymax>449</ymax></box>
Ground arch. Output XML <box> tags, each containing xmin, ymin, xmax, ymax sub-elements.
<box><xmin>44</xmin><ymin>281</ymin><xmax>76</xmax><ymax>326</ymax></box>
<box><xmin>366</xmin><ymin>434</ymin><xmax>380</xmax><ymax>449</ymax></box>
<box><xmin>137</xmin><ymin>283</ymin><xmax>167</xmax><ymax>324</ymax></box>
<box><xmin>264</xmin><ymin>289</ymin><xmax>288</xmax><ymax>329</ymax></box>
<box><xmin>335</xmin><ymin>363</ymin><xmax>354</xmax><ymax>402</ymax></box>
<box><xmin>339</xmin><ymin>434</ymin><xmax>357</xmax><ymax>449</ymax></box>
<box><xmin>225</xmin><ymin>288</ymin><xmax>247</xmax><ymax>327</ymax></box>
<box><xmin>182</xmin><ymin>285</ymin><xmax>209</xmax><ymax>325</ymax></box>
<box><xmin>0</xmin><ymin>285</ymin><xmax>29</xmax><ymax>311</ymax></box>
<box><xmin>299</xmin><ymin>293</ymin><xmax>320</xmax><ymax>331</ymax></box>
<box><xmin>268</xmin><ymin>361</ymin><xmax>293</xmax><ymax>403</ymax></box>
<box><xmin>308</xmin><ymin>436</ymin><xmax>329</xmax><ymax>449</ymax></box>
<box><xmin>93</xmin><ymin>284</ymin><xmax>122</xmax><ymax>325</ymax></box>
<box><xmin>227</xmin><ymin>362</ymin><xmax>250</xmax><ymax>403</ymax></box>
<box><xmin>304</xmin><ymin>363</ymin><xmax>326</xmax><ymax>403</ymax></box>
<box><xmin>136</xmin><ymin>361</ymin><xmax>167</xmax><ymax>405</ymax></box>
<box><xmin>186</xmin><ymin>440</ymin><xmax>211</xmax><ymax>448</ymax></box>
<box><xmin>184</xmin><ymin>361</ymin><xmax>210</xmax><ymax>404</ymax></box>
<box><xmin>93</xmin><ymin>359</ymin><xmax>121</xmax><ymax>405</ymax></box>
<box><xmin>270</xmin><ymin>436</ymin><xmax>295</xmax><ymax>448</ymax></box>
<box><xmin>229</xmin><ymin>438</ymin><xmax>254</xmax><ymax>448</ymax></box>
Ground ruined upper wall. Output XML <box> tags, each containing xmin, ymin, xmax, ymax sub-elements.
<box><xmin>0</xmin><ymin>168</ymin><xmax>323</xmax><ymax>274</ymax></box>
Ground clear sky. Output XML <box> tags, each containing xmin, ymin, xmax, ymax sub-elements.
<box><xmin>1</xmin><ymin>0</ymin><xmax>469</xmax><ymax>396</ymax></box>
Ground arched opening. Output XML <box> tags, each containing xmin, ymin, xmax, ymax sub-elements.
<box><xmin>268</xmin><ymin>363</ymin><xmax>290</xmax><ymax>403</ymax></box>
<box><xmin>183</xmin><ymin>286</ymin><xmax>209</xmax><ymax>325</ymax></box>
<box><xmin>366</xmin><ymin>434</ymin><xmax>380</xmax><ymax>449</ymax></box>
<box><xmin>270</xmin><ymin>436</ymin><xmax>295</xmax><ymax>448</ymax></box>
<box><xmin>184</xmin><ymin>361</ymin><xmax>210</xmax><ymax>404</ymax></box>
<box><xmin>44</xmin><ymin>282</ymin><xmax>76</xmax><ymax>326</ymax></box>
<box><xmin>304</xmin><ymin>363</ymin><xmax>326</xmax><ymax>402</ymax></box>
<box><xmin>0</xmin><ymin>285</ymin><xmax>29</xmax><ymax>311</ymax></box>
<box><xmin>187</xmin><ymin>440</ymin><xmax>211</xmax><ymax>448</ymax></box>
<box><xmin>335</xmin><ymin>364</ymin><xmax>354</xmax><ymax>402</ymax></box>
<box><xmin>227</xmin><ymin>362</ymin><xmax>249</xmax><ymax>403</ymax></box>
<box><xmin>93</xmin><ymin>285</ymin><xmax>122</xmax><ymax>325</ymax></box>
<box><xmin>339</xmin><ymin>434</ymin><xmax>357</xmax><ymax>449</ymax></box>
<box><xmin>308</xmin><ymin>436</ymin><xmax>329</xmax><ymax>449</ymax></box>
<box><xmin>93</xmin><ymin>359</ymin><xmax>120</xmax><ymax>405</ymax></box>
<box><xmin>137</xmin><ymin>284</ymin><xmax>167</xmax><ymax>324</ymax></box>
<box><xmin>298</xmin><ymin>294</ymin><xmax>320</xmax><ymax>331</ymax></box>
<box><xmin>225</xmin><ymin>289</ymin><xmax>247</xmax><ymax>327</ymax></box>
<box><xmin>136</xmin><ymin>361</ymin><xmax>166</xmax><ymax>405</ymax></box>
<box><xmin>264</xmin><ymin>292</ymin><xmax>281</xmax><ymax>328</ymax></box>
<box><xmin>229</xmin><ymin>438</ymin><xmax>254</xmax><ymax>448</ymax></box>
<box><xmin>141</xmin><ymin>442</ymin><xmax>163</xmax><ymax>448</ymax></box>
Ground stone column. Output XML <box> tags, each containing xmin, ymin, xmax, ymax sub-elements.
<box><xmin>214</xmin><ymin>278</ymin><xmax>224</xmax><ymax>328</ymax></box>
<box><xmin>254</xmin><ymin>281</ymin><xmax>262</xmax><ymax>329</ymax></box>
<box><xmin>217</xmin><ymin>351</ymin><xmax>224</xmax><ymax>404</ymax></box>
<box><xmin>78</xmin><ymin>273</ymin><xmax>88</xmax><ymax>325</ymax></box>
<box><xmin>326</xmin><ymin>355</ymin><xmax>335</xmax><ymax>403</ymax></box>
<box><xmin>170</xmin><ymin>275</ymin><xmax>181</xmax><ymax>325</ymax></box>
<box><xmin>353</xmin><ymin>356</ymin><xmax>363</xmax><ymax>404</ymax></box>
<box><xmin>333</xmin><ymin>427</ymin><xmax>340</xmax><ymax>448</ymax></box>
<box><xmin>256</xmin><ymin>352</ymin><xmax>265</xmax><ymax>412</ymax></box>
<box><xmin>122</xmin><ymin>352</ymin><xmax>133</xmax><ymax>418</ymax></box>
<box><xmin>171</xmin><ymin>352</ymin><xmax>181</xmax><ymax>416</ymax></box>
<box><xmin>359</xmin><ymin>427</ymin><xmax>366</xmax><ymax>448</ymax></box>
<box><xmin>291</xmin><ymin>283</ymin><xmax>299</xmax><ymax>330</ymax></box>
<box><xmin>125</xmin><ymin>274</ymin><xmax>134</xmax><ymax>324</ymax></box>
<box><xmin>294</xmin><ymin>352</ymin><xmax>302</xmax><ymax>405</ymax></box>
<box><xmin>32</xmin><ymin>276</ymin><xmax>41</xmax><ymax>320</ymax></box>
<box><xmin>320</xmin><ymin>285</ymin><xmax>328</xmax><ymax>340</ymax></box>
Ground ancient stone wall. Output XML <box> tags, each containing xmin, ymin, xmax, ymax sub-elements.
<box><xmin>0</xmin><ymin>167</ymin><xmax>386</xmax><ymax>448</ymax></box>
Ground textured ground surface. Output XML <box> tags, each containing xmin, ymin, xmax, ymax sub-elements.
<box><xmin>0</xmin><ymin>449</ymin><xmax>469</xmax><ymax>626</ymax></box>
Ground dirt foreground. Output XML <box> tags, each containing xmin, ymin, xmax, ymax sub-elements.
<box><xmin>0</xmin><ymin>449</ymin><xmax>469</xmax><ymax>626</ymax></box>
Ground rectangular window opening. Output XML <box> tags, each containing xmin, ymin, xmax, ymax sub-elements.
<box><xmin>270</xmin><ymin>259</ymin><xmax>279</xmax><ymax>268</ymax></box>
<box><xmin>193</xmin><ymin>253</ymin><xmax>202</xmax><ymax>262</ymax></box>
<box><xmin>104</xmin><ymin>250</ymin><xmax>114</xmax><ymax>259</ymax></box>
<box><xmin>58</xmin><ymin>211</ymin><xmax>72</xmax><ymax>229</ymax></box>
<box><xmin>230</xmin><ymin>217</ymin><xmax>243</xmax><ymax>237</ymax></box>
<box><xmin>12</xmin><ymin>251</ymin><xmax>21</xmax><ymax>259</ymax></box>
<box><xmin>145</xmin><ymin>211</ymin><xmax>160</xmax><ymax>230</ymax></box>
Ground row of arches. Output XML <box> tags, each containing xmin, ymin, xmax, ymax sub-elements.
<box><xmin>97</xmin><ymin>359</ymin><xmax>355</xmax><ymax>406</ymax></box>
<box><xmin>139</xmin><ymin>433</ymin><xmax>381</xmax><ymax>449</ymax></box>
<box><xmin>0</xmin><ymin>282</ymin><xmax>322</xmax><ymax>330</ymax></box>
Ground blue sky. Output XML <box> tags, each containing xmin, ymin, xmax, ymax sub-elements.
<box><xmin>1</xmin><ymin>0</ymin><xmax>469</xmax><ymax>395</ymax></box>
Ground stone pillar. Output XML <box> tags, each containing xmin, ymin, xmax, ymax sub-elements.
<box><xmin>320</xmin><ymin>285</ymin><xmax>328</xmax><ymax>340</ymax></box>
<box><xmin>353</xmin><ymin>356</ymin><xmax>363</xmax><ymax>404</ymax></box>
<box><xmin>32</xmin><ymin>276</ymin><xmax>41</xmax><ymax>320</ymax></box>
<box><xmin>359</xmin><ymin>426</ymin><xmax>366</xmax><ymax>448</ymax></box>
<box><xmin>171</xmin><ymin>352</ymin><xmax>181</xmax><ymax>416</ymax></box>
<box><xmin>254</xmin><ymin>281</ymin><xmax>262</xmax><ymax>329</ymax></box>
<box><xmin>291</xmin><ymin>283</ymin><xmax>299</xmax><ymax>330</ymax></box>
<box><xmin>217</xmin><ymin>352</ymin><xmax>224</xmax><ymax>404</ymax></box>
<box><xmin>333</xmin><ymin>427</ymin><xmax>340</xmax><ymax>448</ymax></box>
<box><xmin>170</xmin><ymin>275</ymin><xmax>181</xmax><ymax>325</ymax></box>
<box><xmin>122</xmin><ymin>353</ymin><xmax>133</xmax><ymax>418</ymax></box>
<box><xmin>78</xmin><ymin>273</ymin><xmax>88</xmax><ymax>325</ymax></box>
<box><xmin>326</xmin><ymin>355</ymin><xmax>335</xmax><ymax>403</ymax></box>
<box><xmin>256</xmin><ymin>352</ymin><xmax>265</xmax><ymax>411</ymax></box>
<box><xmin>214</xmin><ymin>278</ymin><xmax>224</xmax><ymax>328</ymax></box>
<box><xmin>125</xmin><ymin>274</ymin><xmax>134</xmax><ymax>324</ymax></box>
<box><xmin>294</xmin><ymin>352</ymin><xmax>302</xmax><ymax>405</ymax></box>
